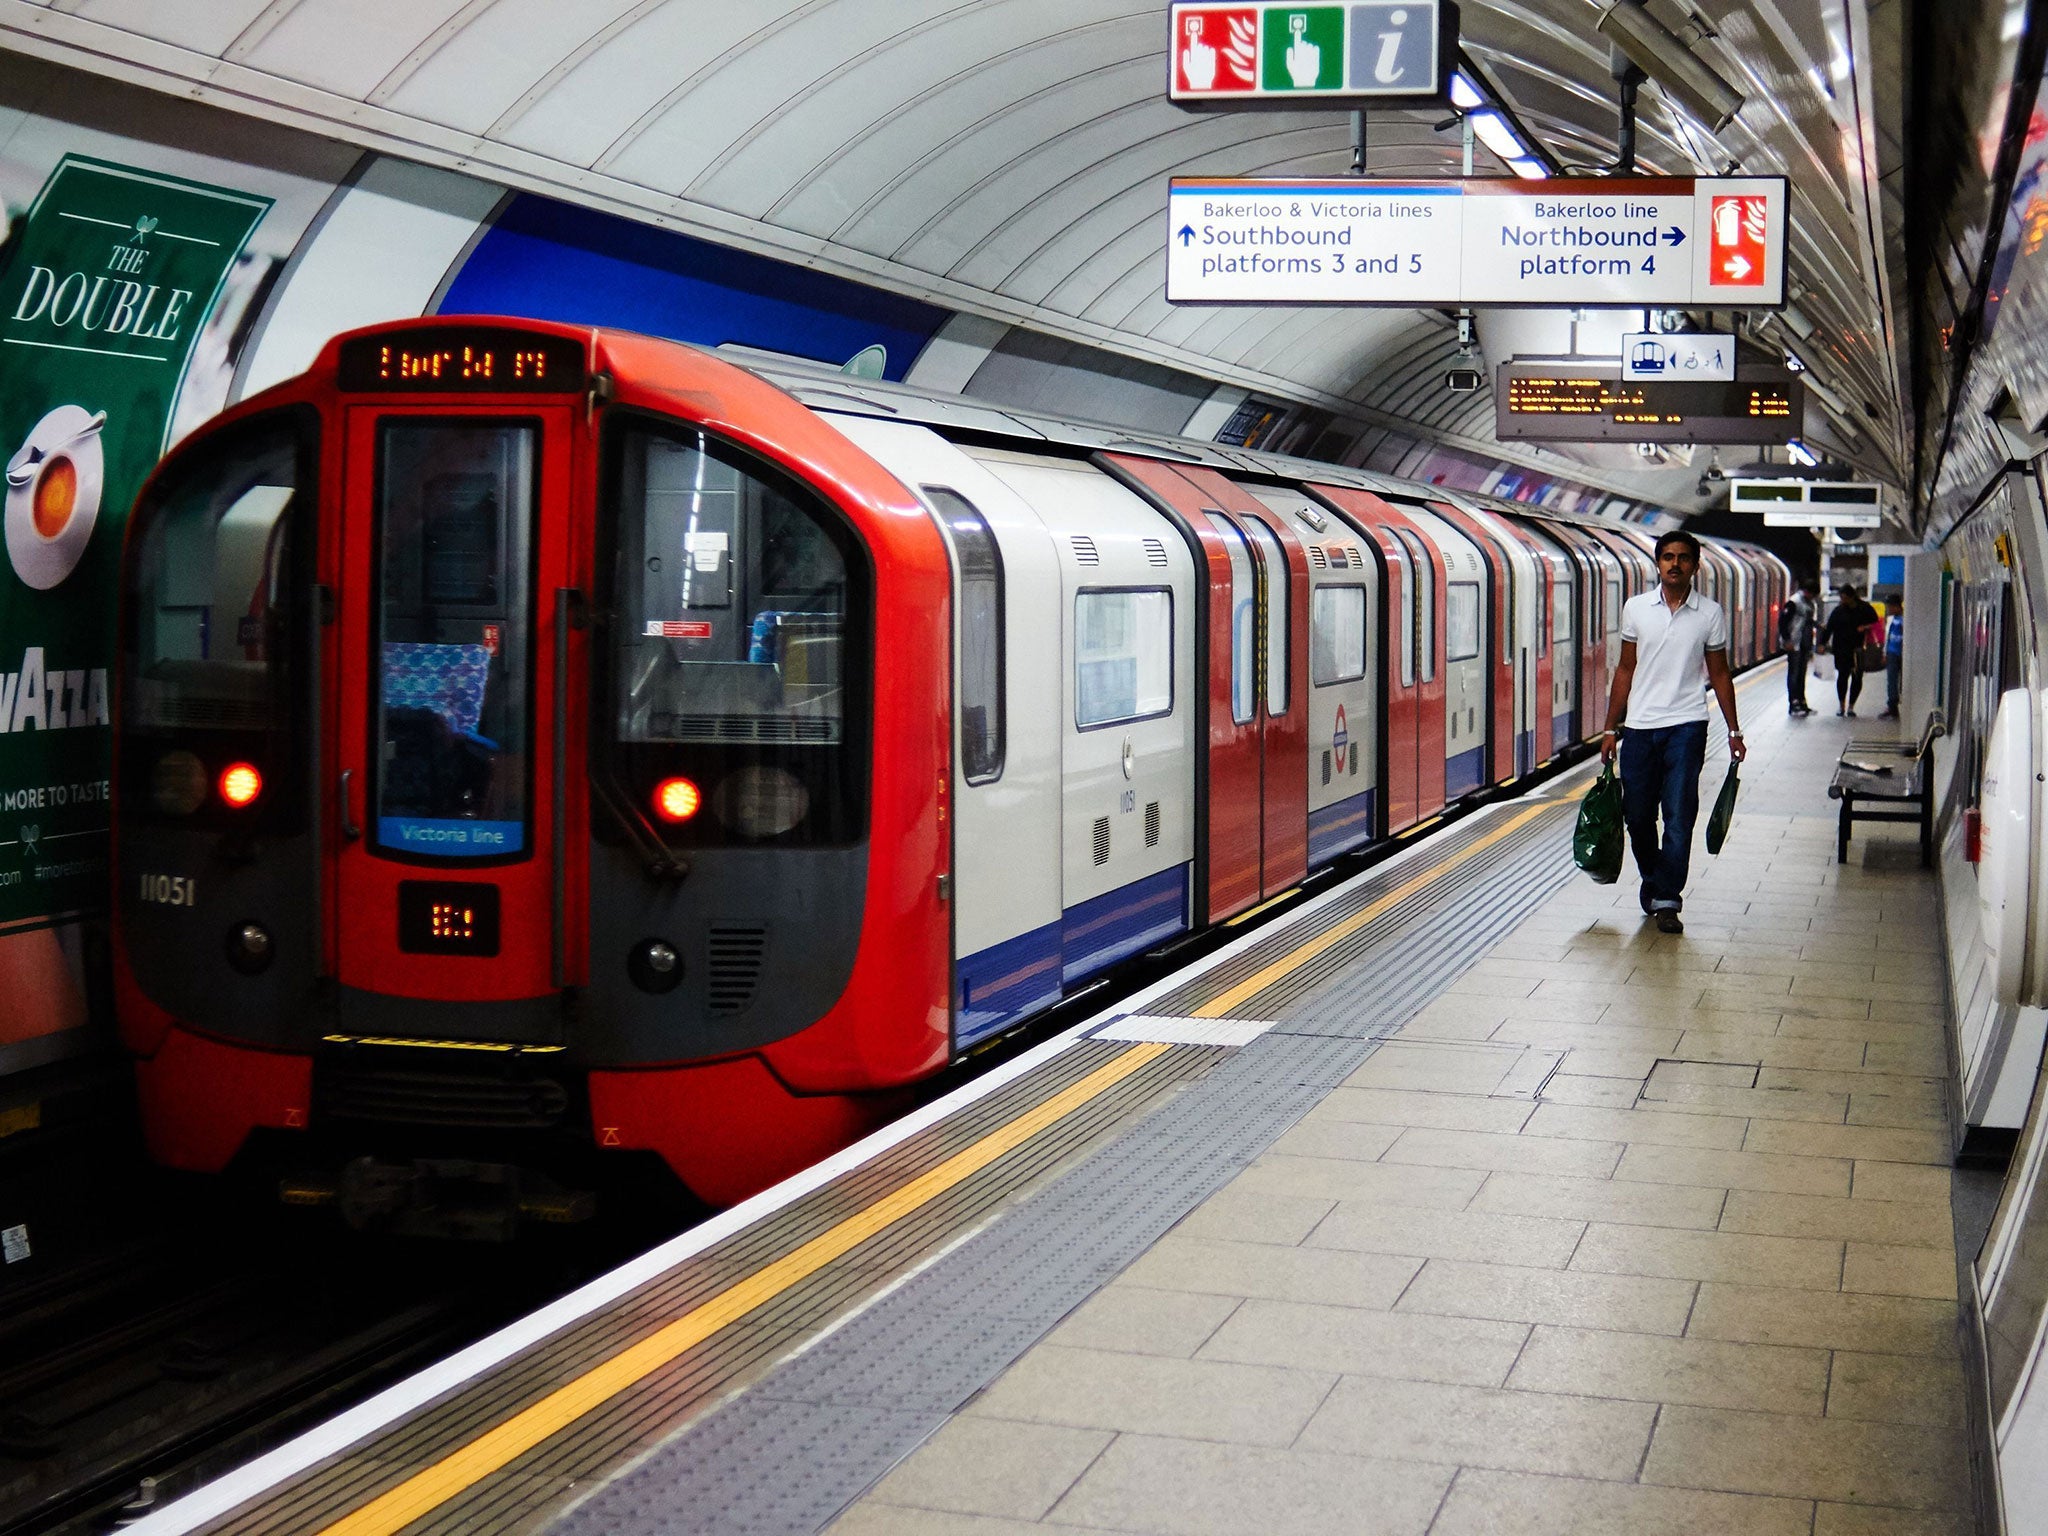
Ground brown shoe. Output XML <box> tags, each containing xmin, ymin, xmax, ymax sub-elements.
<box><xmin>1654</xmin><ymin>910</ymin><xmax>1685</xmax><ymax>935</ymax></box>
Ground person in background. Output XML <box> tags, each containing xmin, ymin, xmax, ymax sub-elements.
<box><xmin>1822</xmin><ymin>584</ymin><xmax>1879</xmax><ymax>717</ymax></box>
<box><xmin>1600</xmin><ymin>530</ymin><xmax>1746</xmax><ymax>936</ymax></box>
<box><xmin>1881</xmin><ymin>599</ymin><xmax>1904</xmax><ymax>719</ymax></box>
<box><xmin>1778</xmin><ymin>579</ymin><xmax>1817</xmax><ymax>715</ymax></box>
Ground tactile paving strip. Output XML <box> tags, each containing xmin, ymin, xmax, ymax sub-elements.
<box><xmin>194</xmin><ymin>1041</ymin><xmax>1224</xmax><ymax>1536</ymax></box>
<box><xmin>547</xmin><ymin>800</ymin><xmax>1580</xmax><ymax>1536</ymax></box>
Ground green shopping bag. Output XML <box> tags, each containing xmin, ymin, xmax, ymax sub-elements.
<box><xmin>1705</xmin><ymin>764</ymin><xmax>1740</xmax><ymax>855</ymax></box>
<box><xmin>1573</xmin><ymin>764</ymin><xmax>1625</xmax><ymax>884</ymax></box>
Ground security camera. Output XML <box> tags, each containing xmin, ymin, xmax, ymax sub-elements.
<box><xmin>1445</xmin><ymin>367</ymin><xmax>1484</xmax><ymax>393</ymax></box>
<box><xmin>1598</xmin><ymin>1</ymin><xmax>1746</xmax><ymax>132</ymax></box>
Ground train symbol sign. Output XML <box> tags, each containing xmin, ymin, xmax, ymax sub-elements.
<box><xmin>1174</xmin><ymin>6</ymin><xmax>1259</xmax><ymax>93</ymax></box>
<box><xmin>1622</xmin><ymin>332</ymin><xmax>1736</xmax><ymax>380</ymax></box>
<box><xmin>1710</xmin><ymin>194</ymin><xmax>1769</xmax><ymax>286</ymax></box>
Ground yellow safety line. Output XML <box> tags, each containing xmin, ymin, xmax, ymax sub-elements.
<box><xmin>1195</xmin><ymin>799</ymin><xmax>1556</xmax><ymax>1018</ymax></box>
<box><xmin>317</xmin><ymin>1040</ymin><xmax>1172</xmax><ymax>1536</ymax></box>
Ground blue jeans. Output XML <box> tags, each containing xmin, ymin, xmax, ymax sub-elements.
<box><xmin>1620</xmin><ymin>721</ymin><xmax>1709</xmax><ymax>911</ymax></box>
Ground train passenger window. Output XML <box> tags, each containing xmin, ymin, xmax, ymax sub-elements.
<box><xmin>1388</xmin><ymin>538</ymin><xmax>1415</xmax><ymax>688</ymax></box>
<box><xmin>1604</xmin><ymin>571</ymin><xmax>1623</xmax><ymax>634</ymax></box>
<box><xmin>1075</xmin><ymin>589</ymin><xmax>1173</xmax><ymax>728</ymax></box>
<box><xmin>121</xmin><ymin>410</ymin><xmax>313</xmax><ymax>828</ymax></box>
<box><xmin>926</xmin><ymin>487</ymin><xmax>1004</xmax><ymax>783</ymax></box>
<box><xmin>1243</xmin><ymin>517</ymin><xmax>1289</xmax><ymax>715</ymax></box>
<box><xmin>372</xmin><ymin>422</ymin><xmax>535</xmax><ymax>860</ymax></box>
<box><xmin>1206</xmin><ymin>515</ymin><xmax>1257</xmax><ymax>724</ymax></box>
<box><xmin>1393</xmin><ymin>529</ymin><xmax>1434</xmax><ymax>681</ymax></box>
<box><xmin>1552</xmin><ymin>578</ymin><xmax>1571</xmax><ymax>645</ymax></box>
<box><xmin>1311</xmin><ymin>587</ymin><xmax>1367</xmax><ymax>685</ymax></box>
<box><xmin>1447</xmin><ymin>582</ymin><xmax>1482</xmax><ymax>663</ymax></box>
<box><xmin>605</xmin><ymin>419</ymin><xmax>866</xmax><ymax>846</ymax></box>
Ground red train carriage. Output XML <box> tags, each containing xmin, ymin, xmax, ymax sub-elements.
<box><xmin>113</xmin><ymin>316</ymin><xmax>1789</xmax><ymax>1231</ymax></box>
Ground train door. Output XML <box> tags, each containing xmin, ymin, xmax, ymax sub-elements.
<box><xmin>1431</xmin><ymin>503</ymin><xmax>1518</xmax><ymax>784</ymax></box>
<box><xmin>1402</xmin><ymin>506</ymin><xmax>1486</xmax><ymax>799</ymax></box>
<box><xmin>1239</xmin><ymin>509</ymin><xmax>1312</xmax><ymax>894</ymax></box>
<box><xmin>1478</xmin><ymin>509</ymin><xmax>1547</xmax><ymax>773</ymax></box>
<box><xmin>1247</xmin><ymin>488</ymin><xmax>1378</xmax><ymax>865</ymax></box>
<box><xmin>331</xmin><ymin>404</ymin><xmax>577</xmax><ymax>1041</ymax></box>
<box><xmin>1392</xmin><ymin>523</ymin><xmax>1446</xmax><ymax>817</ymax></box>
<box><xmin>1526</xmin><ymin>525</ymin><xmax>1577</xmax><ymax>753</ymax></box>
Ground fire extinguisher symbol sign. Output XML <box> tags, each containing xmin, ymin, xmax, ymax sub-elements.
<box><xmin>1709</xmin><ymin>195</ymin><xmax>1769</xmax><ymax>287</ymax></box>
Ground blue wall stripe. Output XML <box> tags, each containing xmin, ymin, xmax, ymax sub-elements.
<box><xmin>440</xmin><ymin>195</ymin><xmax>949</xmax><ymax>382</ymax></box>
<box><xmin>1061</xmin><ymin>866</ymin><xmax>1189</xmax><ymax>987</ymax></box>
<box><xmin>955</xmin><ymin>920</ymin><xmax>1063</xmax><ymax>1050</ymax></box>
<box><xmin>1445</xmin><ymin>744</ymin><xmax>1485</xmax><ymax>799</ymax></box>
<box><xmin>1308</xmin><ymin>788</ymin><xmax>1377</xmax><ymax>866</ymax></box>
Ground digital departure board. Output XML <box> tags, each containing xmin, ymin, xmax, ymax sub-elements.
<box><xmin>1494</xmin><ymin>362</ymin><xmax>1803</xmax><ymax>444</ymax></box>
<box><xmin>397</xmin><ymin>880</ymin><xmax>501</xmax><ymax>956</ymax></box>
<box><xmin>337</xmin><ymin>330</ymin><xmax>586</xmax><ymax>393</ymax></box>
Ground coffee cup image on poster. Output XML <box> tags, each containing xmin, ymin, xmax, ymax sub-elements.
<box><xmin>0</xmin><ymin>156</ymin><xmax>269</xmax><ymax>969</ymax></box>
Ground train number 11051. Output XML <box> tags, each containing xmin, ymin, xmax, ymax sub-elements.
<box><xmin>139</xmin><ymin>874</ymin><xmax>197</xmax><ymax>907</ymax></box>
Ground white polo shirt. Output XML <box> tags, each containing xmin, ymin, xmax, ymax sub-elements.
<box><xmin>1619</xmin><ymin>585</ymin><xmax>1728</xmax><ymax>729</ymax></box>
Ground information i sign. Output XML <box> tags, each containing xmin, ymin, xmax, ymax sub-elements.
<box><xmin>1165</xmin><ymin>175</ymin><xmax>1789</xmax><ymax>308</ymax></box>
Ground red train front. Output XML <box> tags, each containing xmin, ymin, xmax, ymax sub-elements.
<box><xmin>113</xmin><ymin>317</ymin><xmax>951</xmax><ymax>1228</ymax></box>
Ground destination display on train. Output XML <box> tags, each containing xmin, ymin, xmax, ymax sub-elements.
<box><xmin>1164</xmin><ymin>175</ymin><xmax>1788</xmax><ymax>307</ymax></box>
<box><xmin>1494</xmin><ymin>362</ymin><xmax>1804</xmax><ymax>445</ymax></box>
<box><xmin>336</xmin><ymin>330</ymin><xmax>587</xmax><ymax>393</ymax></box>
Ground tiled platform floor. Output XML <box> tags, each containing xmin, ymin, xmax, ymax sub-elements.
<box><xmin>830</xmin><ymin>679</ymin><xmax>1973</xmax><ymax>1536</ymax></box>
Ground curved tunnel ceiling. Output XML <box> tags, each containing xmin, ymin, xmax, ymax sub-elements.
<box><xmin>1</xmin><ymin>0</ymin><xmax>1908</xmax><ymax>503</ymax></box>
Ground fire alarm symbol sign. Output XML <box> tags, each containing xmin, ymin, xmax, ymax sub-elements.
<box><xmin>1709</xmin><ymin>195</ymin><xmax>1769</xmax><ymax>287</ymax></box>
<box><xmin>1175</xmin><ymin>6</ymin><xmax>1259</xmax><ymax>93</ymax></box>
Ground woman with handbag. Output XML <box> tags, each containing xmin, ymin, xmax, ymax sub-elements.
<box><xmin>1821</xmin><ymin>585</ymin><xmax>1880</xmax><ymax>716</ymax></box>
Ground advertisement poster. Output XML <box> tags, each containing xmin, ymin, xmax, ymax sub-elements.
<box><xmin>0</xmin><ymin>156</ymin><xmax>270</xmax><ymax>1043</ymax></box>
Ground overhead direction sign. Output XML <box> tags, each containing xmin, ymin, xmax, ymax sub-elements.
<box><xmin>1763</xmin><ymin>508</ymin><xmax>1881</xmax><ymax>528</ymax></box>
<box><xmin>1494</xmin><ymin>362</ymin><xmax>1804</xmax><ymax>445</ymax></box>
<box><xmin>1730</xmin><ymin>478</ymin><xmax>1882</xmax><ymax>517</ymax></box>
<box><xmin>1164</xmin><ymin>175</ymin><xmax>1788</xmax><ymax>307</ymax></box>
<box><xmin>1168</xmin><ymin>1</ymin><xmax>1455</xmax><ymax>106</ymax></box>
<box><xmin>1623</xmin><ymin>332</ymin><xmax>1735</xmax><ymax>380</ymax></box>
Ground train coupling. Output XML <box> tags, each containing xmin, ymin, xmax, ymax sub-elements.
<box><xmin>280</xmin><ymin>1157</ymin><xmax>597</xmax><ymax>1241</ymax></box>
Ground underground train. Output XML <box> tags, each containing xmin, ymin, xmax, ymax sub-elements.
<box><xmin>112</xmin><ymin>315</ymin><xmax>1788</xmax><ymax>1226</ymax></box>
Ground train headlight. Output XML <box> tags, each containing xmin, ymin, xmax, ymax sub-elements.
<box><xmin>219</xmin><ymin>762</ymin><xmax>263</xmax><ymax>808</ymax></box>
<box><xmin>225</xmin><ymin>920</ymin><xmax>274</xmax><ymax>975</ymax></box>
<box><xmin>152</xmin><ymin>750</ymin><xmax>208</xmax><ymax>816</ymax></box>
<box><xmin>713</xmin><ymin>765</ymin><xmax>809</xmax><ymax>839</ymax></box>
<box><xmin>629</xmin><ymin>937</ymin><xmax>683</xmax><ymax>994</ymax></box>
<box><xmin>653</xmin><ymin>776</ymin><xmax>701</xmax><ymax>823</ymax></box>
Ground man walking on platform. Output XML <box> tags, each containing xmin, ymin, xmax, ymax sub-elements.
<box><xmin>1600</xmin><ymin>530</ymin><xmax>1747</xmax><ymax>935</ymax></box>
<box><xmin>1779</xmin><ymin>579</ymin><xmax>1818</xmax><ymax>715</ymax></box>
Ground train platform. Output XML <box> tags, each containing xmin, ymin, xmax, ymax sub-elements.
<box><xmin>129</xmin><ymin>661</ymin><xmax>1973</xmax><ymax>1536</ymax></box>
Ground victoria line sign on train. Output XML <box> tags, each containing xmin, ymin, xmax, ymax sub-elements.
<box><xmin>1164</xmin><ymin>175</ymin><xmax>1789</xmax><ymax>307</ymax></box>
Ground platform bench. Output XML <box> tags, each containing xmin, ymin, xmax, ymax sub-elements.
<box><xmin>1829</xmin><ymin>711</ymin><xmax>1944</xmax><ymax>867</ymax></box>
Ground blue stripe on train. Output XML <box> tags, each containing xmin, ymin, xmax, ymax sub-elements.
<box><xmin>1309</xmin><ymin>788</ymin><xmax>1377</xmax><ymax>866</ymax></box>
<box><xmin>1516</xmin><ymin>727</ymin><xmax>1537</xmax><ymax>776</ymax></box>
<box><xmin>1445</xmin><ymin>744</ymin><xmax>1486</xmax><ymax>799</ymax></box>
<box><xmin>1061</xmin><ymin>865</ymin><xmax>1189</xmax><ymax>987</ymax></box>
<box><xmin>955</xmin><ymin>920</ymin><xmax>1063</xmax><ymax>1050</ymax></box>
<box><xmin>1552</xmin><ymin>713</ymin><xmax>1573</xmax><ymax>752</ymax></box>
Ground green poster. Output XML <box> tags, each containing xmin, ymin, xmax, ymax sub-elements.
<box><xmin>0</xmin><ymin>156</ymin><xmax>270</xmax><ymax>930</ymax></box>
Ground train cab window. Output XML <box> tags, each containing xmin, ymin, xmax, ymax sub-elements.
<box><xmin>1075</xmin><ymin>589</ymin><xmax>1172</xmax><ymax>728</ymax></box>
<box><xmin>1447</xmin><ymin>582</ymin><xmax>1482</xmax><ymax>663</ymax></box>
<box><xmin>1311</xmin><ymin>586</ymin><xmax>1367</xmax><ymax>685</ymax></box>
<box><xmin>926</xmin><ymin>487</ymin><xmax>1004</xmax><ymax>783</ymax></box>
<box><xmin>1206</xmin><ymin>515</ymin><xmax>1257</xmax><ymax>724</ymax></box>
<box><xmin>122</xmin><ymin>411</ymin><xmax>312</xmax><ymax>828</ymax></box>
<box><xmin>1243</xmin><ymin>517</ymin><xmax>1289</xmax><ymax>714</ymax></box>
<box><xmin>372</xmin><ymin>421</ymin><xmax>535</xmax><ymax>860</ymax></box>
<box><xmin>604</xmin><ymin>420</ymin><xmax>866</xmax><ymax>845</ymax></box>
